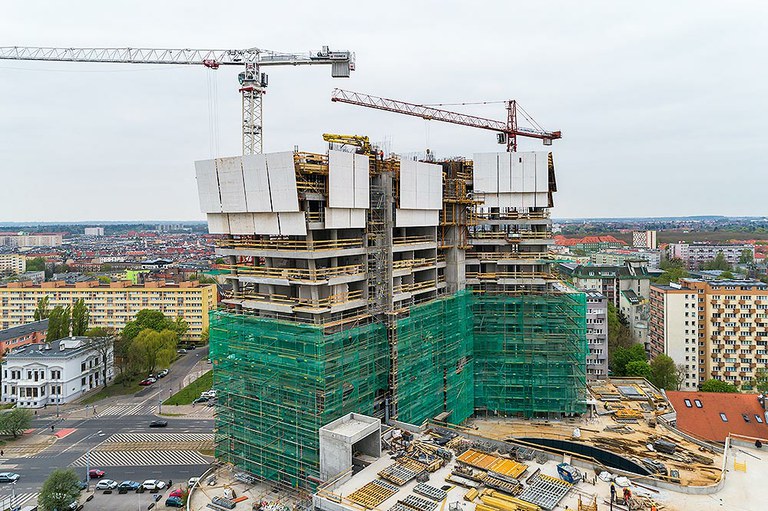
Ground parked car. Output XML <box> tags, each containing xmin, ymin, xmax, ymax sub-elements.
<box><xmin>187</xmin><ymin>477</ymin><xmax>200</xmax><ymax>488</ymax></box>
<box><xmin>139</xmin><ymin>378</ymin><xmax>156</xmax><ymax>386</ymax></box>
<box><xmin>142</xmin><ymin>479</ymin><xmax>167</xmax><ymax>490</ymax></box>
<box><xmin>186</xmin><ymin>344</ymin><xmax>197</xmax><ymax>350</ymax></box>
<box><xmin>157</xmin><ymin>369</ymin><xmax>169</xmax><ymax>378</ymax></box>
<box><xmin>88</xmin><ymin>469</ymin><xmax>105</xmax><ymax>479</ymax></box>
<box><xmin>201</xmin><ymin>390</ymin><xmax>216</xmax><ymax>399</ymax></box>
<box><xmin>165</xmin><ymin>496</ymin><xmax>184</xmax><ymax>508</ymax></box>
<box><xmin>149</xmin><ymin>420</ymin><xmax>168</xmax><ymax>428</ymax></box>
<box><xmin>177</xmin><ymin>349</ymin><xmax>187</xmax><ymax>355</ymax></box>
<box><xmin>118</xmin><ymin>480</ymin><xmax>141</xmax><ymax>491</ymax></box>
<box><xmin>95</xmin><ymin>479</ymin><xmax>118</xmax><ymax>490</ymax></box>
<box><xmin>0</xmin><ymin>472</ymin><xmax>20</xmax><ymax>483</ymax></box>
<box><xmin>169</xmin><ymin>489</ymin><xmax>185</xmax><ymax>498</ymax></box>
<box><xmin>76</xmin><ymin>480</ymin><xmax>88</xmax><ymax>490</ymax></box>
<box><xmin>192</xmin><ymin>397</ymin><xmax>209</xmax><ymax>404</ymax></box>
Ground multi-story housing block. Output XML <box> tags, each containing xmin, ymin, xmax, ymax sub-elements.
<box><xmin>1</xmin><ymin>336</ymin><xmax>113</xmax><ymax>408</ymax></box>
<box><xmin>649</xmin><ymin>284</ymin><xmax>700</xmax><ymax>388</ymax></box>
<box><xmin>0</xmin><ymin>319</ymin><xmax>48</xmax><ymax>355</ymax></box>
<box><xmin>584</xmin><ymin>290</ymin><xmax>608</xmax><ymax>380</ymax></box>
<box><xmin>668</xmin><ymin>243</ymin><xmax>753</xmax><ymax>269</ymax></box>
<box><xmin>633</xmin><ymin>230</ymin><xmax>657</xmax><ymax>249</ymax></box>
<box><xmin>0</xmin><ymin>254</ymin><xmax>26</xmax><ymax>275</ymax></box>
<box><xmin>591</xmin><ymin>248</ymin><xmax>661</xmax><ymax>268</ymax></box>
<box><xmin>0</xmin><ymin>281</ymin><xmax>217</xmax><ymax>339</ymax></box>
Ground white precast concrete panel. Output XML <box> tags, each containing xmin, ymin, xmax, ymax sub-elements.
<box><xmin>523</xmin><ymin>152</ymin><xmax>536</xmax><ymax>193</ymax></box>
<box><xmin>353</xmin><ymin>153</ymin><xmax>370</xmax><ymax>208</ymax></box>
<box><xmin>498</xmin><ymin>152</ymin><xmax>513</xmax><ymax>193</ymax></box>
<box><xmin>396</xmin><ymin>209</ymin><xmax>439</xmax><ymax>227</ymax></box>
<box><xmin>206</xmin><ymin>213</ymin><xmax>230</xmax><ymax>234</ymax></box>
<box><xmin>472</xmin><ymin>153</ymin><xmax>498</xmax><ymax>193</ymax></box>
<box><xmin>426</xmin><ymin>162</ymin><xmax>443</xmax><ymax>210</ymax></box>
<box><xmin>535</xmin><ymin>151</ymin><xmax>550</xmax><ymax>193</ymax></box>
<box><xmin>511</xmin><ymin>153</ymin><xmax>524</xmax><ymax>193</ymax></box>
<box><xmin>350</xmin><ymin>209</ymin><xmax>366</xmax><ymax>228</ymax></box>
<box><xmin>242</xmin><ymin>154</ymin><xmax>272</xmax><ymax>213</ymax></box>
<box><xmin>265</xmin><ymin>151</ymin><xmax>299</xmax><ymax>212</ymax></box>
<box><xmin>228</xmin><ymin>213</ymin><xmax>256</xmax><ymax>235</ymax></box>
<box><xmin>399</xmin><ymin>160</ymin><xmax>418</xmax><ymax>209</ymax></box>
<box><xmin>216</xmin><ymin>157</ymin><xmax>247</xmax><ymax>212</ymax></box>
<box><xmin>328</xmin><ymin>150</ymin><xmax>355</xmax><ymax>208</ymax></box>
<box><xmin>195</xmin><ymin>160</ymin><xmax>221</xmax><ymax>213</ymax></box>
<box><xmin>325</xmin><ymin>208</ymin><xmax>351</xmax><ymax>229</ymax></box>
<box><xmin>252</xmin><ymin>213</ymin><xmax>280</xmax><ymax>235</ymax></box>
<box><xmin>278</xmin><ymin>212</ymin><xmax>307</xmax><ymax>236</ymax></box>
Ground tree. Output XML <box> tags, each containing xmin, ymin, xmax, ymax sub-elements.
<box><xmin>190</xmin><ymin>273</ymin><xmax>217</xmax><ymax>284</ymax></box>
<box><xmin>71</xmin><ymin>299</ymin><xmax>89</xmax><ymax>336</ymax></box>
<box><xmin>26</xmin><ymin>256</ymin><xmax>46</xmax><ymax>272</ymax></box>
<box><xmin>610</xmin><ymin>343</ymin><xmax>647</xmax><ymax>376</ymax></box>
<box><xmin>47</xmin><ymin>305</ymin><xmax>71</xmax><ymax>341</ymax></box>
<box><xmin>114</xmin><ymin>334</ymin><xmax>136</xmax><ymax>385</ymax></box>
<box><xmin>700</xmin><ymin>379</ymin><xmax>739</xmax><ymax>393</ymax></box>
<box><xmin>0</xmin><ymin>408</ymin><xmax>33</xmax><ymax>438</ymax></box>
<box><xmin>122</xmin><ymin>309</ymin><xmax>178</xmax><ymax>342</ymax></box>
<box><xmin>173</xmin><ymin>316</ymin><xmax>189</xmax><ymax>340</ymax></box>
<box><xmin>626</xmin><ymin>360</ymin><xmax>652</xmax><ymax>379</ymax></box>
<box><xmin>751</xmin><ymin>368</ymin><xmax>768</xmax><ymax>393</ymax></box>
<box><xmin>34</xmin><ymin>295</ymin><xmax>51</xmax><ymax>321</ymax></box>
<box><xmin>607</xmin><ymin>302</ymin><xmax>634</xmax><ymax>357</ymax></box>
<box><xmin>38</xmin><ymin>468</ymin><xmax>81</xmax><ymax>511</ymax></box>
<box><xmin>132</xmin><ymin>329</ymin><xmax>178</xmax><ymax>374</ymax></box>
<box><xmin>739</xmin><ymin>249</ymin><xmax>754</xmax><ymax>264</ymax></box>
<box><xmin>53</xmin><ymin>263</ymin><xmax>70</xmax><ymax>274</ymax></box>
<box><xmin>649</xmin><ymin>354</ymin><xmax>679</xmax><ymax>390</ymax></box>
<box><xmin>200</xmin><ymin>328</ymin><xmax>209</xmax><ymax>344</ymax></box>
<box><xmin>702</xmin><ymin>251</ymin><xmax>732</xmax><ymax>271</ymax></box>
<box><xmin>85</xmin><ymin>333</ymin><xmax>114</xmax><ymax>388</ymax></box>
<box><xmin>718</xmin><ymin>270</ymin><xmax>735</xmax><ymax>280</ymax></box>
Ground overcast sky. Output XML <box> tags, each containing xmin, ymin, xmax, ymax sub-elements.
<box><xmin>1</xmin><ymin>1</ymin><xmax>766</xmax><ymax>222</ymax></box>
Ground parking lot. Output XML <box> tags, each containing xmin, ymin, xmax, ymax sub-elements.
<box><xmin>77</xmin><ymin>486</ymin><xmax>188</xmax><ymax>511</ymax></box>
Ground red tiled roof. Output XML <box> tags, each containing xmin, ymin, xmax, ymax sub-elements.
<box><xmin>666</xmin><ymin>391</ymin><xmax>768</xmax><ymax>442</ymax></box>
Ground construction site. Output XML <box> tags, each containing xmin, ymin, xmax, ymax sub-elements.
<box><xmin>198</xmin><ymin>88</ymin><xmax>589</xmax><ymax>492</ymax></box>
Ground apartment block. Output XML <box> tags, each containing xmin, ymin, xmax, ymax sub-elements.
<box><xmin>584</xmin><ymin>290</ymin><xmax>608</xmax><ymax>380</ymax></box>
<box><xmin>0</xmin><ymin>281</ymin><xmax>217</xmax><ymax>339</ymax></box>
<box><xmin>633</xmin><ymin>230</ymin><xmax>657</xmax><ymax>249</ymax></box>
<box><xmin>199</xmin><ymin>146</ymin><xmax>586</xmax><ymax>489</ymax></box>
<box><xmin>0</xmin><ymin>319</ymin><xmax>48</xmax><ymax>355</ymax></box>
<box><xmin>649</xmin><ymin>284</ymin><xmax>700</xmax><ymax>388</ymax></box>
<box><xmin>650</xmin><ymin>278</ymin><xmax>768</xmax><ymax>390</ymax></box>
<box><xmin>0</xmin><ymin>233</ymin><xmax>63</xmax><ymax>248</ymax></box>
<box><xmin>591</xmin><ymin>248</ymin><xmax>661</xmax><ymax>268</ymax></box>
<box><xmin>668</xmin><ymin>243</ymin><xmax>753</xmax><ymax>269</ymax></box>
<box><xmin>84</xmin><ymin>227</ymin><xmax>105</xmax><ymax>236</ymax></box>
<box><xmin>0</xmin><ymin>253</ymin><xmax>26</xmax><ymax>275</ymax></box>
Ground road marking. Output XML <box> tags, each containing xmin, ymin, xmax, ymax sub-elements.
<box><xmin>0</xmin><ymin>492</ymin><xmax>37</xmax><ymax>510</ymax></box>
<box><xmin>71</xmin><ymin>449</ymin><xmax>210</xmax><ymax>467</ymax></box>
<box><xmin>54</xmin><ymin>427</ymin><xmax>77</xmax><ymax>439</ymax></box>
<box><xmin>105</xmin><ymin>433</ymin><xmax>214</xmax><ymax>443</ymax></box>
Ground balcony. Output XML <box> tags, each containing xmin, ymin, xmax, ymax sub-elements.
<box><xmin>465</xmin><ymin>271</ymin><xmax>554</xmax><ymax>281</ymax></box>
<box><xmin>220</xmin><ymin>263</ymin><xmax>365</xmax><ymax>283</ymax></box>
<box><xmin>216</xmin><ymin>237</ymin><xmax>364</xmax><ymax>252</ymax></box>
<box><xmin>230</xmin><ymin>289</ymin><xmax>365</xmax><ymax>312</ymax></box>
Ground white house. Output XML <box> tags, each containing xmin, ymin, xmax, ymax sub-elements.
<box><xmin>1</xmin><ymin>336</ymin><xmax>114</xmax><ymax>408</ymax></box>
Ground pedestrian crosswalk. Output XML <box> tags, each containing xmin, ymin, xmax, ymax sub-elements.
<box><xmin>96</xmin><ymin>403</ymin><xmax>154</xmax><ymax>416</ymax></box>
<box><xmin>71</xmin><ymin>449</ymin><xmax>210</xmax><ymax>467</ymax></box>
<box><xmin>105</xmin><ymin>433</ymin><xmax>214</xmax><ymax>443</ymax></box>
<box><xmin>0</xmin><ymin>492</ymin><xmax>37</xmax><ymax>510</ymax></box>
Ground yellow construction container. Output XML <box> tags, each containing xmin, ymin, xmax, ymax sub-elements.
<box><xmin>464</xmin><ymin>488</ymin><xmax>479</xmax><ymax>502</ymax></box>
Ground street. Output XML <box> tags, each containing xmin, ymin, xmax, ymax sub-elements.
<box><xmin>0</xmin><ymin>348</ymin><xmax>215</xmax><ymax>509</ymax></box>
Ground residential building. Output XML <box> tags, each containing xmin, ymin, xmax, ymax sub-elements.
<box><xmin>84</xmin><ymin>227</ymin><xmax>105</xmax><ymax>236</ymax></box>
<box><xmin>633</xmin><ymin>230</ymin><xmax>657</xmax><ymax>249</ymax></box>
<box><xmin>584</xmin><ymin>290</ymin><xmax>608</xmax><ymax>380</ymax></box>
<box><xmin>200</xmin><ymin>147</ymin><xmax>586</xmax><ymax>488</ymax></box>
<box><xmin>668</xmin><ymin>243</ymin><xmax>753</xmax><ymax>269</ymax></box>
<box><xmin>561</xmin><ymin>261</ymin><xmax>651</xmax><ymax>308</ymax></box>
<box><xmin>0</xmin><ymin>254</ymin><xmax>26</xmax><ymax>275</ymax></box>
<box><xmin>619</xmin><ymin>289</ymin><xmax>650</xmax><ymax>350</ymax></box>
<box><xmin>0</xmin><ymin>233</ymin><xmax>63</xmax><ymax>248</ymax></box>
<box><xmin>649</xmin><ymin>284</ymin><xmax>700</xmax><ymax>388</ymax></box>
<box><xmin>0</xmin><ymin>280</ymin><xmax>217</xmax><ymax>339</ymax></box>
<box><xmin>554</xmin><ymin>235</ymin><xmax>626</xmax><ymax>253</ymax></box>
<box><xmin>591</xmin><ymin>248</ymin><xmax>661</xmax><ymax>268</ymax></box>
<box><xmin>0</xmin><ymin>319</ymin><xmax>48</xmax><ymax>355</ymax></box>
<box><xmin>666</xmin><ymin>391</ymin><xmax>768</xmax><ymax>442</ymax></box>
<box><xmin>1</xmin><ymin>336</ymin><xmax>114</xmax><ymax>408</ymax></box>
<box><xmin>650</xmin><ymin>278</ymin><xmax>768</xmax><ymax>390</ymax></box>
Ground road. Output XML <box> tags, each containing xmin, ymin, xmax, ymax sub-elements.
<box><xmin>0</xmin><ymin>349</ymin><xmax>215</xmax><ymax>508</ymax></box>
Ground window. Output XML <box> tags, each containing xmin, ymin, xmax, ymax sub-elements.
<box><xmin>684</xmin><ymin>399</ymin><xmax>692</xmax><ymax>408</ymax></box>
<box><xmin>743</xmin><ymin>414</ymin><xmax>751</xmax><ymax>423</ymax></box>
<box><xmin>756</xmin><ymin>415</ymin><xmax>764</xmax><ymax>424</ymax></box>
<box><xmin>694</xmin><ymin>399</ymin><xmax>703</xmax><ymax>408</ymax></box>
<box><xmin>720</xmin><ymin>413</ymin><xmax>728</xmax><ymax>422</ymax></box>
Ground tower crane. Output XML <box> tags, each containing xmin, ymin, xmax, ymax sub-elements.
<box><xmin>331</xmin><ymin>88</ymin><xmax>560</xmax><ymax>152</ymax></box>
<box><xmin>0</xmin><ymin>45</ymin><xmax>355</xmax><ymax>154</ymax></box>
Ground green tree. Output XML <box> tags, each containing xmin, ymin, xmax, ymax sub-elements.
<box><xmin>26</xmin><ymin>256</ymin><xmax>46</xmax><ymax>272</ymax></box>
<box><xmin>114</xmin><ymin>334</ymin><xmax>136</xmax><ymax>385</ymax></box>
<box><xmin>200</xmin><ymin>328</ymin><xmax>209</xmax><ymax>344</ymax></box>
<box><xmin>38</xmin><ymin>468</ymin><xmax>81</xmax><ymax>511</ymax></box>
<box><xmin>97</xmin><ymin>276</ymin><xmax>111</xmax><ymax>284</ymax></box>
<box><xmin>85</xmin><ymin>327</ymin><xmax>115</xmax><ymax>338</ymax></box>
<box><xmin>700</xmin><ymin>379</ymin><xmax>739</xmax><ymax>393</ymax></box>
<box><xmin>739</xmin><ymin>249</ymin><xmax>754</xmax><ymax>264</ymax></box>
<box><xmin>100</xmin><ymin>263</ymin><xmax>113</xmax><ymax>272</ymax></box>
<box><xmin>607</xmin><ymin>303</ymin><xmax>634</xmax><ymax>355</ymax></box>
<box><xmin>47</xmin><ymin>305</ymin><xmax>71</xmax><ymax>341</ymax></box>
<box><xmin>626</xmin><ymin>360</ymin><xmax>653</xmax><ymax>379</ymax></box>
<box><xmin>654</xmin><ymin>257</ymin><xmax>690</xmax><ymax>285</ymax></box>
<box><xmin>71</xmin><ymin>298</ymin><xmax>89</xmax><ymax>336</ymax></box>
<box><xmin>649</xmin><ymin>354</ymin><xmax>680</xmax><ymax>390</ymax></box>
<box><xmin>0</xmin><ymin>408</ymin><xmax>33</xmax><ymax>438</ymax></box>
<box><xmin>702</xmin><ymin>251</ymin><xmax>732</xmax><ymax>271</ymax></box>
<box><xmin>718</xmin><ymin>270</ymin><xmax>735</xmax><ymax>280</ymax></box>
<box><xmin>752</xmin><ymin>368</ymin><xmax>768</xmax><ymax>393</ymax></box>
<box><xmin>132</xmin><ymin>329</ymin><xmax>178</xmax><ymax>374</ymax></box>
<box><xmin>34</xmin><ymin>295</ymin><xmax>50</xmax><ymax>321</ymax></box>
<box><xmin>610</xmin><ymin>343</ymin><xmax>647</xmax><ymax>376</ymax></box>
<box><xmin>53</xmin><ymin>263</ymin><xmax>70</xmax><ymax>274</ymax></box>
<box><xmin>122</xmin><ymin>309</ymin><xmax>178</xmax><ymax>342</ymax></box>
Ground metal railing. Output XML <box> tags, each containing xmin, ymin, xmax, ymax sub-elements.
<box><xmin>216</xmin><ymin>237</ymin><xmax>364</xmax><ymax>251</ymax></box>
<box><xmin>220</xmin><ymin>263</ymin><xmax>364</xmax><ymax>281</ymax></box>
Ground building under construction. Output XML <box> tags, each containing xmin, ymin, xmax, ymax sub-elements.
<box><xmin>197</xmin><ymin>141</ymin><xmax>586</xmax><ymax>490</ymax></box>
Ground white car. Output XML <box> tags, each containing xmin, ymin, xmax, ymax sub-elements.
<box><xmin>142</xmin><ymin>479</ymin><xmax>167</xmax><ymax>490</ymax></box>
<box><xmin>95</xmin><ymin>479</ymin><xmax>118</xmax><ymax>490</ymax></box>
<box><xmin>187</xmin><ymin>477</ymin><xmax>200</xmax><ymax>488</ymax></box>
<box><xmin>201</xmin><ymin>390</ymin><xmax>217</xmax><ymax>399</ymax></box>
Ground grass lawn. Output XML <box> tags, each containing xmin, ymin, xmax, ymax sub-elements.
<box><xmin>163</xmin><ymin>370</ymin><xmax>213</xmax><ymax>405</ymax></box>
<box><xmin>81</xmin><ymin>379</ymin><xmax>144</xmax><ymax>404</ymax></box>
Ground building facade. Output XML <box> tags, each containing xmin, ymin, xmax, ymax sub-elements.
<box><xmin>200</xmin><ymin>147</ymin><xmax>586</xmax><ymax>489</ymax></box>
<box><xmin>632</xmin><ymin>230</ymin><xmax>657</xmax><ymax>249</ymax></box>
<box><xmin>1</xmin><ymin>336</ymin><xmax>113</xmax><ymax>408</ymax></box>
<box><xmin>0</xmin><ymin>281</ymin><xmax>217</xmax><ymax>339</ymax></box>
<box><xmin>649</xmin><ymin>284</ymin><xmax>700</xmax><ymax>388</ymax></box>
<box><xmin>584</xmin><ymin>290</ymin><xmax>608</xmax><ymax>380</ymax></box>
<box><xmin>668</xmin><ymin>243</ymin><xmax>753</xmax><ymax>269</ymax></box>
<box><xmin>84</xmin><ymin>227</ymin><xmax>105</xmax><ymax>236</ymax></box>
<box><xmin>0</xmin><ymin>254</ymin><xmax>26</xmax><ymax>275</ymax></box>
<box><xmin>650</xmin><ymin>278</ymin><xmax>768</xmax><ymax>390</ymax></box>
<box><xmin>0</xmin><ymin>233</ymin><xmax>63</xmax><ymax>248</ymax></box>
<box><xmin>591</xmin><ymin>249</ymin><xmax>661</xmax><ymax>268</ymax></box>
<box><xmin>0</xmin><ymin>319</ymin><xmax>48</xmax><ymax>355</ymax></box>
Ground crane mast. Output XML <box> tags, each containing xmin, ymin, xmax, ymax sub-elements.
<box><xmin>0</xmin><ymin>45</ymin><xmax>355</xmax><ymax>154</ymax></box>
<box><xmin>331</xmin><ymin>88</ymin><xmax>560</xmax><ymax>152</ymax></box>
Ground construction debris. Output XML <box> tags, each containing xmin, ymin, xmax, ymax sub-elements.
<box><xmin>348</xmin><ymin>479</ymin><xmax>399</xmax><ymax>509</ymax></box>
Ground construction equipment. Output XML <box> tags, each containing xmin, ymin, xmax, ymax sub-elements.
<box><xmin>556</xmin><ymin>462</ymin><xmax>582</xmax><ymax>484</ymax></box>
<box><xmin>322</xmin><ymin>133</ymin><xmax>373</xmax><ymax>154</ymax></box>
<box><xmin>614</xmin><ymin>408</ymin><xmax>643</xmax><ymax>420</ymax></box>
<box><xmin>331</xmin><ymin>89</ymin><xmax>561</xmax><ymax>152</ymax></box>
<box><xmin>0</xmin><ymin>45</ymin><xmax>355</xmax><ymax>154</ymax></box>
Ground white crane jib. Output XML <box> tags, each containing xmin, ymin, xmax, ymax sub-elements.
<box><xmin>0</xmin><ymin>45</ymin><xmax>355</xmax><ymax>154</ymax></box>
